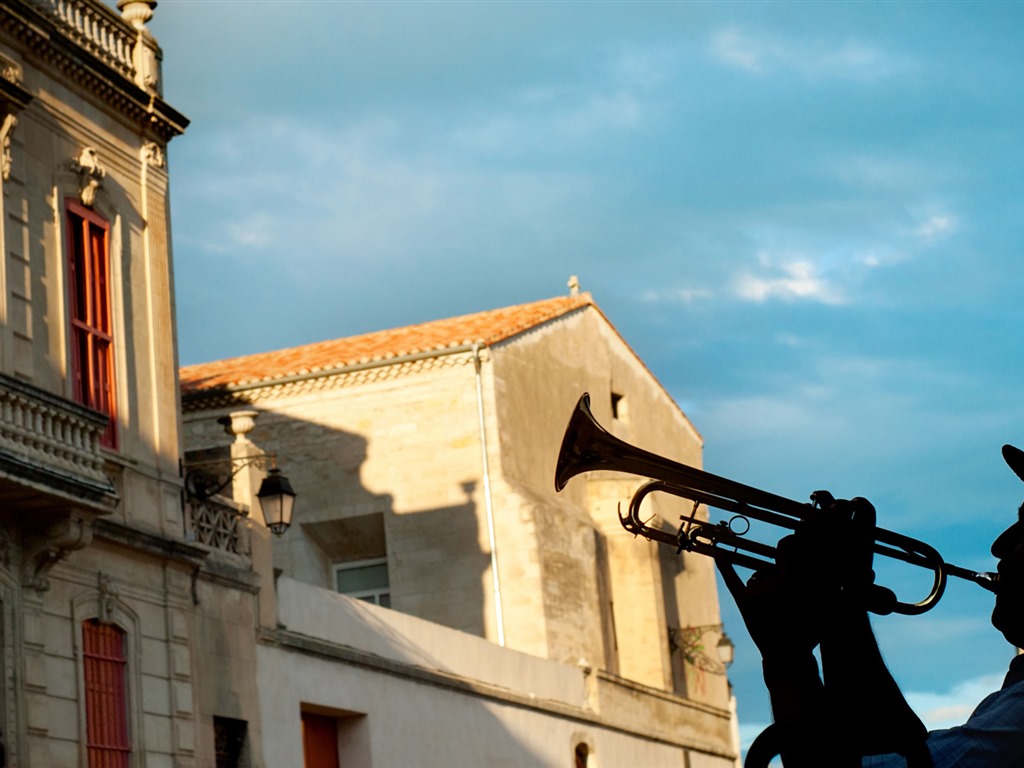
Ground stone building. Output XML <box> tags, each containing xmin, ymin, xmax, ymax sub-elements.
<box><xmin>181</xmin><ymin>293</ymin><xmax>741</xmax><ymax>767</ymax></box>
<box><xmin>0</xmin><ymin>1</ymin><xmax>270</xmax><ymax>765</ymax></box>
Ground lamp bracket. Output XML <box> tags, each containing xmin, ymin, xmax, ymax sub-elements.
<box><xmin>184</xmin><ymin>453</ymin><xmax>277</xmax><ymax>501</ymax></box>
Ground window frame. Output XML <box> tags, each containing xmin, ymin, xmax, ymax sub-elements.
<box><xmin>65</xmin><ymin>198</ymin><xmax>117</xmax><ymax>448</ymax></box>
<box><xmin>73</xmin><ymin>593</ymin><xmax>145</xmax><ymax>768</ymax></box>
<box><xmin>332</xmin><ymin>557</ymin><xmax>391</xmax><ymax>607</ymax></box>
<box><xmin>82</xmin><ymin>619</ymin><xmax>131</xmax><ymax>767</ymax></box>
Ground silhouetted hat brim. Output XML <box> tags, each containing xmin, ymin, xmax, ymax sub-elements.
<box><xmin>1003</xmin><ymin>444</ymin><xmax>1024</xmax><ymax>484</ymax></box>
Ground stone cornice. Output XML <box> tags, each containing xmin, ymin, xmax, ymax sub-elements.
<box><xmin>93</xmin><ymin>518</ymin><xmax>209</xmax><ymax>565</ymax></box>
<box><xmin>183</xmin><ymin>346</ymin><xmax>489</xmax><ymax>413</ymax></box>
<box><xmin>0</xmin><ymin>0</ymin><xmax>188</xmax><ymax>142</ymax></box>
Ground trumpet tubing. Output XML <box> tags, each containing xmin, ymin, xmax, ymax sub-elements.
<box><xmin>554</xmin><ymin>393</ymin><xmax>998</xmax><ymax>615</ymax></box>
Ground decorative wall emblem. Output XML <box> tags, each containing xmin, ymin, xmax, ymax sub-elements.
<box><xmin>141</xmin><ymin>141</ymin><xmax>164</xmax><ymax>169</ymax></box>
<box><xmin>0</xmin><ymin>55</ymin><xmax>22</xmax><ymax>87</ymax></box>
<box><xmin>70</xmin><ymin>147</ymin><xmax>107</xmax><ymax>207</ymax></box>
<box><xmin>97</xmin><ymin>572</ymin><xmax>121</xmax><ymax>624</ymax></box>
<box><xmin>0</xmin><ymin>115</ymin><xmax>16</xmax><ymax>182</ymax></box>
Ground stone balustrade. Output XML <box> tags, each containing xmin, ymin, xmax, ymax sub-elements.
<box><xmin>0</xmin><ymin>372</ymin><xmax>112</xmax><ymax>491</ymax></box>
<box><xmin>188</xmin><ymin>496</ymin><xmax>250</xmax><ymax>557</ymax></box>
<box><xmin>29</xmin><ymin>0</ymin><xmax>137</xmax><ymax>82</ymax></box>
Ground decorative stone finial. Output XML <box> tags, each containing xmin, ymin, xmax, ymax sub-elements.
<box><xmin>568</xmin><ymin>275</ymin><xmax>581</xmax><ymax>296</ymax></box>
<box><xmin>117</xmin><ymin>0</ymin><xmax>157</xmax><ymax>31</ymax></box>
<box><xmin>118</xmin><ymin>1</ymin><xmax>160</xmax><ymax>92</ymax></box>
<box><xmin>221</xmin><ymin>410</ymin><xmax>259</xmax><ymax>443</ymax></box>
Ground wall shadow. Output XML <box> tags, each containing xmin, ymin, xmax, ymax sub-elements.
<box><xmin>183</xmin><ymin>401</ymin><xmax>563</xmax><ymax>765</ymax></box>
<box><xmin>184</xmin><ymin>405</ymin><xmax>491</xmax><ymax>639</ymax></box>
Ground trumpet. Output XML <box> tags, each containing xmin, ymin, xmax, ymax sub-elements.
<box><xmin>554</xmin><ymin>393</ymin><xmax>998</xmax><ymax>615</ymax></box>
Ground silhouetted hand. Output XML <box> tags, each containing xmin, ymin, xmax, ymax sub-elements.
<box><xmin>718</xmin><ymin>492</ymin><xmax>880</xmax><ymax>661</ymax></box>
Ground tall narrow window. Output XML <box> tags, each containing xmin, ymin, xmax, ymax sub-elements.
<box><xmin>82</xmin><ymin>619</ymin><xmax>130</xmax><ymax>768</ymax></box>
<box><xmin>66</xmin><ymin>200</ymin><xmax>116</xmax><ymax>448</ymax></box>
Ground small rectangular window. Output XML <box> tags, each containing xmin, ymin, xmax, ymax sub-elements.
<box><xmin>611</xmin><ymin>392</ymin><xmax>626</xmax><ymax>421</ymax></box>
<box><xmin>214</xmin><ymin>716</ymin><xmax>249</xmax><ymax>768</ymax></box>
<box><xmin>334</xmin><ymin>558</ymin><xmax>390</xmax><ymax>607</ymax></box>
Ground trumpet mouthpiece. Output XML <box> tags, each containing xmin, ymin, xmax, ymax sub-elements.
<box><xmin>974</xmin><ymin>571</ymin><xmax>1000</xmax><ymax>594</ymax></box>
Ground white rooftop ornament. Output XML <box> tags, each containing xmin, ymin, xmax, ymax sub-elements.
<box><xmin>117</xmin><ymin>1</ymin><xmax>160</xmax><ymax>93</ymax></box>
<box><xmin>117</xmin><ymin>0</ymin><xmax>156</xmax><ymax>31</ymax></box>
<box><xmin>568</xmin><ymin>275</ymin><xmax>581</xmax><ymax>296</ymax></box>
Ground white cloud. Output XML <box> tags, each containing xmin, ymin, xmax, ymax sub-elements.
<box><xmin>915</xmin><ymin>213</ymin><xmax>957</xmax><ymax>243</ymax></box>
<box><xmin>461</xmin><ymin>46</ymin><xmax>673</xmax><ymax>152</ymax></box>
<box><xmin>711</xmin><ymin>28</ymin><xmax>764</xmax><ymax>73</ymax></box>
<box><xmin>832</xmin><ymin>154</ymin><xmax>944</xmax><ymax>191</ymax></box>
<box><xmin>710</xmin><ymin>27</ymin><xmax>906</xmax><ymax>81</ymax></box>
<box><xmin>641</xmin><ymin>286</ymin><xmax>713</xmax><ymax>304</ymax></box>
<box><xmin>175</xmin><ymin>115</ymin><xmax>597</xmax><ymax>276</ymax></box>
<box><xmin>734</xmin><ymin>259</ymin><xmax>845</xmax><ymax>305</ymax></box>
<box><xmin>906</xmin><ymin>673</ymin><xmax>1000</xmax><ymax>730</ymax></box>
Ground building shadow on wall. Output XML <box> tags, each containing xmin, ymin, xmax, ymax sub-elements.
<box><xmin>185</xmin><ymin>404</ymin><xmax>553</xmax><ymax>764</ymax></box>
<box><xmin>186</xmin><ymin>407</ymin><xmax>492</xmax><ymax>639</ymax></box>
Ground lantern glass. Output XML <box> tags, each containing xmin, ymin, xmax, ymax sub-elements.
<box><xmin>716</xmin><ymin>632</ymin><xmax>735</xmax><ymax>667</ymax></box>
<box><xmin>257</xmin><ymin>468</ymin><xmax>296</xmax><ymax>535</ymax></box>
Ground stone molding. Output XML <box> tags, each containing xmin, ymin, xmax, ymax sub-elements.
<box><xmin>183</xmin><ymin>348</ymin><xmax>489</xmax><ymax>412</ymax></box>
<box><xmin>0</xmin><ymin>0</ymin><xmax>188</xmax><ymax>142</ymax></box>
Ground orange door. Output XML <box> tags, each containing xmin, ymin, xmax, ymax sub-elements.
<box><xmin>302</xmin><ymin>712</ymin><xmax>340</xmax><ymax>768</ymax></box>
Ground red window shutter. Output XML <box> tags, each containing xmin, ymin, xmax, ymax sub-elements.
<box><xmin>302</xmin><ymin>712</ymin><xmax>340</xmax><ymax>768</ymax></box>
<box><xmin>66</xmin><ymin>200</ymin><xmax>117</xmax><ymax>448</ymax></box>
<box><xmin>82</xmin><ymin>620</ymin><xmax>130</xmax><ymax>768</ymax></box>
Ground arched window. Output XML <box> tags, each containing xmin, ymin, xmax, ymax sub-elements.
<box><xmin>574</xmin><ymin>742</ymin><xmax>589</xmax><ymax>768</ymax></box>
<box><xmin>82</xmin><ymin>619</ymin><xmax>130</xmax><ymax>767</ymax></box>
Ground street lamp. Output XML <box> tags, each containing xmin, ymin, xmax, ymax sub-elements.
<box><xmin>669</xmin><ymin>623</ymin><xmax>734</xmax><ymax>674</ymax></box>
<box><xmin>716</xmin><ymin>631</ymin><xmax>735</xmax><ymax>667</ymax></box>
<box><xmin>256</xmin><ymin>467</ymin><xmax>296</xmax><ymax>535</ymax></box>
<box><xmin>184</xmin><ymin>455</ymin><xmax>297</xmax><ymax>536</ymax></box>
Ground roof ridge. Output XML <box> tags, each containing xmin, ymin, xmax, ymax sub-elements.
<box><xmin>181</xmin><ymin>293</ymin><xmax>593</xmax><ymax>393</ymax></box>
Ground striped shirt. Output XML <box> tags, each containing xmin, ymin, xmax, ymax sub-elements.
<box><xmin>864</xmin><ymin>655</ymin><xmax>1024</xmax><ymax>767</ymax></box>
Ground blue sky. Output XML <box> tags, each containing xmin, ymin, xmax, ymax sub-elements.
<box><xmin>146</xmin><ymin>0</ymin><xmax>1024</xmax><ymax>753</ymax></box>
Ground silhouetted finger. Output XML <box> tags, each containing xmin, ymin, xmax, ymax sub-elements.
<box><xmin>717</xmin><ymin>559</ymin><xmax>747</xmax><ymax>602</ymax></box>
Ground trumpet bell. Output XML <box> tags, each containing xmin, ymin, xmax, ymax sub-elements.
<box><xmin>554</xmin><ymin>393</ymin><xmax>616</xmax><ymax>492</ymax></box>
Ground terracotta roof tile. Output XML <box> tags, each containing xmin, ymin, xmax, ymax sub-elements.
<box><xmin>181</xmin><ymin>294</ymin><xmax>593</xmax><ymax>393</ymax></box>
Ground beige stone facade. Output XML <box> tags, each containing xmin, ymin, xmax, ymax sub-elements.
<box><xmin>0</xmin><ymin>2</ymin><xmax>266</xmax><ymax>765</ymax></box>
<box><xmin>182</xmin><ymin>295</ymin><xmax>740</xmax><ymax>766</ymax></box>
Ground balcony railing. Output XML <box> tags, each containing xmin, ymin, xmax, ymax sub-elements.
<box><xmin>28</xmin><ymin>0</ymin><xmax>137</xmax><ymax>81</ymax></box>
<box><xmin>187</xmin><ymin>496</ymin><xmax>249</xmax><ymax>557</ymax></box>
<box><xmin>0</xmin><ymin>372</ymin><xmax>117</xmax><ymax>511</ymax></box>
